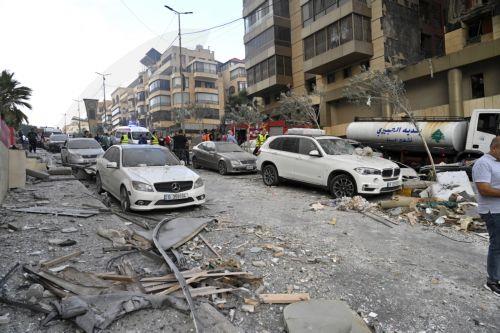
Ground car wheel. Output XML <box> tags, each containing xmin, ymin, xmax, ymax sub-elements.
<box><xmin>120</xmin><ymin>186</ymin><xmax>131</xmax><ymax>212</ymax></box>
<box><xmin>192</xmin><ymin>156</ymin><xmax>201</xmax><ymax>169</ymax></box>
<box><xmin>262</xmin><ymin>164</ymin><xmax>279</xmax><ymax>186</ymax></box>
<box><xmin>218</xmin><ymin>161</ymin><xmax>227</xmax><ymax>175</ymax></box>
<box><xmin>329</xmin><ymin>174</ymin><xmax>356</xmax><ymax>198</ymax></box>
<box><xmin>95</xmin><ymin>173</ymin><xmax>104</xmax><ymax>194</ymax></box>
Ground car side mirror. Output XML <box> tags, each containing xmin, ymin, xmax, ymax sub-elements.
<box><xmin>309</xmin><ymin>150</ymin><xmax>321</xmax><ymax>157</ymax></box>
<box><xmin>106</xmin><ymin>162</ymin><xmax>118</xmax><ymax>169</ymax></box>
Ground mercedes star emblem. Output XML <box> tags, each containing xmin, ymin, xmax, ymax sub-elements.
<box><xmin>171</xmin><ymin>183</ymin><xmax>181</xmax><ymax>192</ymax></box>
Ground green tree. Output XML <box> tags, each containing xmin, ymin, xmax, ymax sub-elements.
<box><xmin>0</xmin><ymin>70</ymin><xmax>32</xmax><ymax>129</ymax></box>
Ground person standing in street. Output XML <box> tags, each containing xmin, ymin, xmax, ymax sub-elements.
<box><xmin>202</xmin><ymin>129</ymin><xmax>210</xmax><ymax>142</ymax></box>
<box><xmin>101</xmin><ymin>133</ymin><xmax>110</xmax><ymax>150</ymax></box>
<box><xmin>473</xmin><ymin>136</ymin><xmax>500</xmax><ymax>296</ymax></box>
<box><xmin>253</xmin><ymin>127</ymin><xmax>269</xmax><ymax>155</ymax></box>
<box><xmin>120</xmin><ymin>133</ymin><xmax>129</xmax><ymax>144</ymax></box>
<box><xmin>226</xmin><ymin>130</ymin><xmax>237</xmax><ymax>144</ymax></box>
<box><xmin>27</xmin><ymin>128</ymin><xmax>38</xmax><ymax>153</ymax></box>
<box><xmin>138</xmin><ymin>134</ymin><xmax>147</xmax><ymax>144</ymax></box>
<box><xmin>151</xmin><ymin>131</ymin><xmax>159</xmax><ymax>145</ymax></box>
<box><xmin>172</xmin><ymin>131</ymin><xmax>184</xmax><ymax>160</ymax></box>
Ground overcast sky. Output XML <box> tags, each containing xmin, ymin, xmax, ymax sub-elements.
<box><xmin>0</xmin><ymin>0</ymin><xmax>245</xmax><ymax>128</ymax></box>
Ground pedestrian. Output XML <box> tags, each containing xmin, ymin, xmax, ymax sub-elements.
<box><xmin>226</xmin><ymin>130</ymin><xmax>237</xmax><ymax>144</ymax></box>
<box><xmin>27</xmin><ymin>127</ymin><xmax>38</xmax><ymax>153</ymax></box>
<box><xmin>202</xmin><ymin>129</ymin><xmax>210</xmax><ymax>142</ymax></box>
<box><xmin>473</xmin><ymin>136</ymin><xmax>500</xmax><ymax>296</ymax></box>
<box><xmin>253</xmin><ymin>127</ymin><xmax>269</xmax><ymax>155</ymax></box>
<box><xmin>173</xmin><ymin>130</ymin><xmax>184</xmax><ymax>160</ymax></box>
<box><xmin>151</xmin><ymin>131</ymin><xmax>159</xmax><ymax>145</ymax></box>
<box><xmin>138</xmin><ymin>134</ymin><xmax>147</xmax><ymax>144</ymax></box>
<box><xmin>94</xmin><ymin>133</ymin><xmax>101</xmax><ymax>144</ymax></box>
<box><xmin>101</xmin><ymin>133</ymin><xmax>111</xmax><ymax>150</ymax></box>
<box><xmin>120</xmin><ymin>132</ymin><xmax>129</xmax><ymax>144</ymax></box>
<box><xmin>183</xmin><ymin>132</ymin><xmax>190</xmax><ymax>165</ymax></box>
<box><xmin>209</xmin><ymin>129</ymin><xmax>215</xmax><ymax>141</ymax></box>
<box><xmin>165</xmin><ymin>133</ymin><xmax>172</xmax><ymax>149</ymax></box>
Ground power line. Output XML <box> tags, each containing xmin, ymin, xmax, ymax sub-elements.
<box><xmin>181</xmin><ymin>17</ymin><xmax>242</xmax><ymax>36</ymax></box>
<box><xmin>120</xmin><ymin>0</ymin><xmax>167</xmax><ymax>39</ymax></box>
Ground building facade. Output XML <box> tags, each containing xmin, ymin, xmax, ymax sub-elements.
<box><xmin>219</xmin><ymin>58</ymin><xmax>248</xmax><ymax>99</ymax></box>
<box><xmin>243</xmin><ymin>0</ymin><xmax>500</xmax><ymax>136</ymax></box>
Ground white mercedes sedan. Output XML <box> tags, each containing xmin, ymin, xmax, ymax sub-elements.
<box><xmin>96</xmin><ymin>145</ymin><xmax>205</xmax><ymax>211</ymax></box>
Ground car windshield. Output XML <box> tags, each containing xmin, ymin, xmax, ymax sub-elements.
<box><xmin>131</xmin><ymin>132</ymin><xmax>152</xmax><ymax>140</ymax></box>
<box><xmin>216</xmin><ymin>142</ymin><xmax>244</xmax><ymax>153</ymax></box>
<box><xmin>68</xmin><ymin>139</ymin><xmax>101</xmax><ymax>149</ymax></box>
<box><xmin>51</xmin><ymin>134</ymin><xmax>68</xmax><ymax>141</ymax></box>
<box><xmin>122</xmin><ymin>148</ymin><xmax>179</xmax><ymax>167</ymax></box>
<box><xmin>317</xmin><ymin>138</ymin><xmax>355</xmax><ymax>155</ymax></box>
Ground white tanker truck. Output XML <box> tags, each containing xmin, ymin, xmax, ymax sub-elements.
<box><xmin>346</xmin><ymin>109</ymin><xmax>499</xmax><ymax>167</ymax></box>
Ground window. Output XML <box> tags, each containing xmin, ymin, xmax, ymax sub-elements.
<box><xmin>362</xmin><ymin>16</ymin><xmax>371</xmax><ymax>42</ymax></box>
<box><xmin>315</xmin><ymin>29</ymin><xmax>326</xmax><ymax>55</ymax></box>
<box><xmin>195</xmin><ymin>81</ymin><xmax>216</xmax><ymax>89</ymax></box>
<box><xmin>268</xmin><ymin>56</ymin><xmax>276</xmax><ymax>76</ymax></box>
<box><xmin>269</xmin><ymin>137</ymin><xmax>284</xmax><ymax>150</ymax></box>
<box><xmin>195</xmin><ymin>93</ymin><xmax>218</xmax><ymax>104</ymax></box>
<box><xmin>149</xmin><ymin>79</ymin><xmax>170</xmax><ymax>93</ymax></box>
<box><xmin>299</xmin><ymin>138</ymin><xmax>318</xmax><ymax>155</ymax></box>
<box><xmin>261</xmin><ymin>59</ymin><xmax>268</xmax><ymax>80</ymax></box>
<box><xmin>302</xmin><ymin>2</ymin><xmax>313</xmax><ymax>26</ymax></box>
<box><xmin>343</xmin><ymin>67</ymin><xmax>352</xmax><ymax>78</ymax></box>
<box><xmin>244</xmin><ymin>0</ymin><xmax>270</xmax><ymax>32</ymax></box>
<box><xmin>305</xmin><ymin>77</ymin><xmax>316</xmax><ymax>93</ymax></box>
<box><xmin>230</xmin><ymin>67</ymin><xmax>246</xmax><ymax>80</ymax></box>
<box><xmin>276</xmin><ymin>55</ymin><xmax>285</xmax><ymax>75</ymax></box>
<box><xmin>314</xmin><ymin>0</ymin><xmax>325</xmax><ymax>19</ymax></box>
<box><xmin>282</xmin><ymin>137</ymin><xmax>299</xmax><ymax>153</ymax></box>
<box><xmin>238</xmin><ymin>81</ymin><xmax>247</xmax><ymax>91</ymax></box>
<box><xmin>136</xmin><ymin>91</ymin><xmax>145</xmax><ymax>101</ymax></box>
<box><xmin>326</xmin><ymin>71</ymin><xmax>336</xmax><ymax>84</ymax></box>
<box><xmin>275</xmin><ymin>26</ymin><xmax>291</xmax><ymax>47</ymax></box>
<box><xmin>304</xmin><ymin>35</ymin><xmax>315</xmax><ymax>60</ymax></box>
<box><xmin>173</xmin><ymin>92</ymin><xmax>190</xmax><ymax>104</ymax></box>
<box><xmin>245</xmin><ymin>26</ymin><xmax>290</xmax><ymax>58</ymax></box>
<box><xmin>103</xmin><ymin>147</ymin><xmax>119</xmax><ymax>163</ymax></box>
<box><xmin>340</xmin><ymin>15</ymin><xmax>353</xmax><ymax>44</ymax></box>
<box><xmin>477</xmin><ymin>113</ymin><xmax>499</xmax><ymax>135</ymax></box>
<box><xmin>327</xmin><ymin>22</ymin><xmax>340</xmax><ymax>49</ymax></box>
<box><xmin>471</xmin><ymin>73</ymin><xmax>484</xmax><ymax>99</ymax></box>
<box><xmin>191</xmin><ymin>62</ymin><xmax>217</xmax><ymax>74</ymax></box>
<box><xmin>255</xmin><ymin>63</ymin><xmax>262</xmax><ymax>82</ymax></box>
<box><xmin>149</xmin><ymin>95</ymin><xmax>171</xmax><ymax>108</ymax></box>
<box><xmin>151</xmin><ymin>110</ymin><xmax>173</xmax><ymax>122</ymax></box>
<box><xmin>354</xmin><ymin>14</ymin><xmax>363</xmax><ymax>41</ymax></box>
<box><xmin>172</xmin><ymin>76</ymin><xmax>188</xmax><ymax>89</ymax></box>
<box><xmin>122</xmin><ymin>147</ymin><xmax>179</xmax><ymax>167</ymax></box>
<box><xmin>273</xmin><ymin>0</ymin><xmax>290</xmax><ymax>18</ymax></box>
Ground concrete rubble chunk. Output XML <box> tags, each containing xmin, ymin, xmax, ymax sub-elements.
<box><xmin>283</xmin><ymin>300</ymin><xmax>371</xmax><ymax>333</ymax></box>
<box><xmin>26</xmin><ymin>284</ymin><xmax>44</xmax><ymax>300</ymax></box>
<box><xmin>252</xmin><ymin>260</ymin><xmax>266</xmax><ymax>267</ymax></box>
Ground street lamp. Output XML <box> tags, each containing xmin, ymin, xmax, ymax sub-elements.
<box><xmin>165</xmin><ymin>4</ymin><xmax>193</xmax><ymax>132</ymax></box>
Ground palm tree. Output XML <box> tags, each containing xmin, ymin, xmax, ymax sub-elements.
<box><xmin>0</xmin><ymin>70</ymin><xmax>32</xmax><ymax>129</ymax></box>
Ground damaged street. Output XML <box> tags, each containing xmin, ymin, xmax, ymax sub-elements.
<box><xmin>0</xmin><ymin>150</ymin><xmax>499</xmax><ymax>333</ymax></box>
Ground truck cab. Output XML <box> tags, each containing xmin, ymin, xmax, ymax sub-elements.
<box><xmin>463</xmin><ymin>109</ymin><xmax>500</xmax><ymax>158</ymax></box>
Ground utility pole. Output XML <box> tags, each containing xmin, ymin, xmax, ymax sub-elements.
<box><xmin>96</xmin><ymin>72</ymin><xmax>111</xmax><ymax>131</ymax></box>
<box><xmin>165</xmin><ymin>5</ymin><xmax>193</xmax><ymax>132</ymax></box>
<box><xmin>72</xmin><ymin>99</ymin><xmax>82</xmax><ymax>134</ymax></box>
<box><xmin>63</xmin><ymin>113</ymin><xmax>67</xmax><ymax>134</ymax></box>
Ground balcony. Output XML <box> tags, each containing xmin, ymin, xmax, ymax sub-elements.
<box><xmin>193</xmin><ymin>70</ymin><xmax>218</xmax><ymax>80</ymax></box>
<box><xmin>304</xmin><ymin>40</ymin><xmax>372</xmax><ymax>74</ymax></box>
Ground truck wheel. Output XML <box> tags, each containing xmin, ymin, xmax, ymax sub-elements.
<box><xmin>329</xmin><ymin>174</ymin><xmax>356</xmax><ymax>198</ymax></box>
<box><xmin>262</xmin><ymin>164</ymin><xmax>279</xmax><ymax>186</ymax></box>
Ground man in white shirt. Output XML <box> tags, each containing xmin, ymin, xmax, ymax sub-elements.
<box><xmin>472</xmin><ymin>136</ymin><xmax>500</xmax><ymax>296</ymax></box>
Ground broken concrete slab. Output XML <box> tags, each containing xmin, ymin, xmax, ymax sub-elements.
<box><xmin>198</xmin><ymin>303</ymin><xmax>244</xmax><ymax>333</ymax></box>
<box><xmin>12</xmin><ymin>206</ymin><xmax>99</xmax><ymax>218</ymax></box>
<box><xmin>135</xmin><ymin>217</ymin><xmax>212</xmax><ymax>250</ymax></box>
<box><xmin>283</xmin><ymin>300</ymin><xmax>371</xmax><ymax>333</ymax></box>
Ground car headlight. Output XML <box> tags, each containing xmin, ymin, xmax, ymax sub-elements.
<box><xmin>354</xmin><ymin>167</ymin><xmax>381</xmax><ymax>175</ymax></box>
<box><xmin>71</xmin><ymin>154</ymin><xmax>83</xmax><ymax>161</ymax></box>
<box><xmin>194</xmin><ymin>177</ymin><xmax>204</xmax><ymax>189</ymax></box>
<box><xmin>132</xmin><ymin>181</ymin><xmax>154</xmax><ymax>192</ymax></box>
<box><xmin>230</xmin><ymin>160</ymin><xmax>242</xmax><ymax>167</ymax></box>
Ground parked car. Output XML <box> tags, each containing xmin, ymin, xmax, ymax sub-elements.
<box><xmin>61</xmin><ymin>138</ymin><xmax>104</xmax><ymax>165</ymax></box>
<box><xmin>192</xmin><ymin>141</ymin><xmax>257</xmax><ymax>175</ymax></box>
<box><xmin>46</xmin><ymin>133</ymin><xmax>68</xmax><ymax>152</ymax></box>
<box><xmin>256</xmin><ymin>129</ymin><xmax>402</xmax><ymax>198</ymax></box>
<box><xmin>96</xmin><ymin>145</ymin><xmax>205</xmax><ymax>211</ymax></box>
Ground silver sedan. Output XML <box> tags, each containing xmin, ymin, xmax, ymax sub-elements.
<box><xmin>192</xmin><ymin>141</ymin><xmax>257</xmax><ymax>175</ymax></box>
<box><xmin>61</xmin><ymin>138</ymin><xmax>104</xmax><ymax>165</ymax></box>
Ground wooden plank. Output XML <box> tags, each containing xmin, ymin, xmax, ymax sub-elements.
<box><xmin>95</xmin><ymin>273</ymin><xmax>135</xmax><ymax>283</ymax></box>
<box><xmin>189</xmin><ymin>287</ymin><xmax>236</xmax><ymax>298</ymax></box>
<box><xmin>199</xmin><ymin>234</ymin><xmax>222</xmax><ymax>258</ymax></box>
<box><xmin>157</xmin><ymin>272</ymin><xmax>207</xmax><ymax>296</ymax></box>
<box><xmin>40</xmin><ymin>250</ymin><xmax>84</xmax><ymax>268</ymax></box>
<box><xmin>259</xmin><ymin>293</ymin><xmax>310</xmax><ymax>304</ymax></box>
<box><xmin>140</xmin><ymin>271</ymin><xmax>251</xmax><ymax>283</ymax></box>
<box><xmin>144</xmin><ymin>282</ymin><xmax>177</xmax><ymax>293</ymax></box>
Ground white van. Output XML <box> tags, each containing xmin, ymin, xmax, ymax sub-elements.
<box><xmin>112</xmin><ymin>126</ymin><xmax>152</xmax><ymax>144</ymax></box>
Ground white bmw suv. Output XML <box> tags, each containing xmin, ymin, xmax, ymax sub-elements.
<box><xmin>256</xmin><ymin>130</ymin><xmax>402</xmax><ymax>198</ymax></box>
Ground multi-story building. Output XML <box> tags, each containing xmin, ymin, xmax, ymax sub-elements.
<box><xmin>97</xmin><ymin>100</ymin><xmax>112</xmax><ymax>130</ymax></box>
<box><xmin>109</xmin><ymin>44</ymin><xmax>235</xmax><ymax>135</ymax></box>
<box><xmin>219</xmin><ymin>58</ymin><xmax>248</xmax><ymax>99</ymax></box>
<box><xmin>243</xmin><ymin>0</ymin><xmax>500</xmax><ymax>136</ymax></box>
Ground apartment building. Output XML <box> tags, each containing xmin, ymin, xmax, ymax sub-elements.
<box><xmin>243</xmin><ymin>0</ymin><xmax>500</xmax><ymax>136</ymax></box>
<box><xmin>219</xmin><ymin>58</ymin><xmax>248</xmax><ymax>99</ymax></box>
<box><xmin>97</xmin><ymin>100</ymin><xmax>112</xmax><ymax>130</ymax></box>
<box><xmin>108</xmin><ymin>44</ymin><xmax>234</xmax><ymax>134</ymax></box>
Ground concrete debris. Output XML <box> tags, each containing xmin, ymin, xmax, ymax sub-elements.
<box><xmin>61</xmin><ymin>227</ymin><xmax>78</xmax><ymax>233</ymax></box>
<box><xmin>252</xmin><ymin>260</ymin><xmax>266</xmax><ymax>267</ymax></box>
<box><xmin>26</xmin><ymin>284</ymin><xmax>44</xmax><ymax>301</ymax></box>
<box><xmin>250</xmin><ymin>247</ymin><xmax>263</xmax><ymax>253</ymax></box>
<box><xmin>0</xmin><ymin>313</ymin><xmax>10</xmax><ymax>324</ymax></box>
<box><xmin>241</xmin><ymin>304</ymin><xmax>255</xmax><ymax>313</ymax></box>
<box><xmin>335</xmin><ymin>196</ymin><xmax>375</xmax><ymax>212</ymax></box>
<box><xmin>310</xmin><ymin>202</ymin><xmax>325</xmax><ymax>211</ymax></box>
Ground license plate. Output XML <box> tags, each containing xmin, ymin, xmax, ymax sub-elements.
<box><xmin>164</xmin><ymin>193</ymin><xmax>189</xmax><ymax>200</ymax></box>
<box><xmin>386</xmin><ymin>180</ymin><xmax>401</xmax><ymax>187</ymax></box>
<box><xmin>246</xmin><ymin>165</ymin><xmax>254</xmax><ymax>170</ymax></box>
